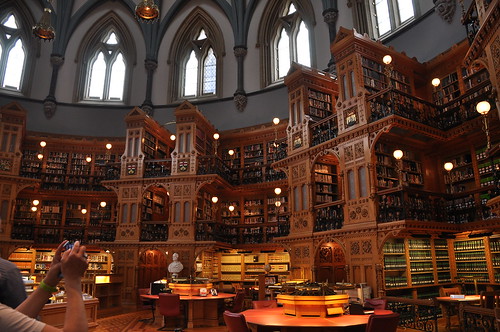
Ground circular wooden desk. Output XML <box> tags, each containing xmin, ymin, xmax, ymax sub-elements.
<box><xmin>242</xmin><ymin>307</ymin><xmax>370</xmax><ymax>332</ymax></box>
<box><xmin>141</xmin><ymin>292</ymin><xmax>235</xmax><ymax>328</ymax></box>
<box><xmin>435</xmin><ymin>295</ymin><xmax>480</xmax><ymax>331</ymax></box>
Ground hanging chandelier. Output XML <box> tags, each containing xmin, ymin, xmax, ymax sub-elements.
<box><xmin>33</xmin><ymin>5</ymin><xmax>55</xmax><ymax>41</ymax></box>
<box><xmin>135</xmin><ymin>0</ymin><xmax>160</xmax><ymax>22</ymax></box>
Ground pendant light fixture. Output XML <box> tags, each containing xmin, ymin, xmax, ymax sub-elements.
<box><xmin>32</xmin><ymin>1</ymin><xmax>55</xmax><ymax>41</ymax></box>
<box><xmin>135</xmin><ymin>0</ymin><xmax>160</xmax><ymax>22</ymax></box>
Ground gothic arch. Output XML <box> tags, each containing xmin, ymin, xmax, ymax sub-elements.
<box><xmin>167</xmin><ymin>6</ymin><xmax>225</xmax><ymax>103</ymax></box>
<box><xmin>73</xmin><ymin>12</ymin><xmax>137</xmax><ymax>103</ymax></box>
<box><xmin>257</xmin><ymin>0</ymin><xmax>316</xmax><ymax>87</ymax></box>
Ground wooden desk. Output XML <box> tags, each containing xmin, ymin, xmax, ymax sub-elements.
<box><xmin>242</xmin><ymin>307</ymin><xmax>370</xmax><ymax>332</ymax></box>
<box><xmin>141</xmin><ymin>292</ymin><xmax>235</xmax><ymax>328</ymax></box>
<box><xmin>436</xmin><ymin>295</ymin><xmax>480</xmax><ymax>331</ymax></box>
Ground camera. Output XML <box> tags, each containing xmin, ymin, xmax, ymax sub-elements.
<box><xmin>64</xmin><ymin>241</ymin><xmax>74</xmax><ymax>251</ymax></box>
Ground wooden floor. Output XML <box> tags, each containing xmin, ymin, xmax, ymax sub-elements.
<box><xmin>94</xmin><ymin>305</ymin><xmax>459</xmax><ymax>332</ymax></box>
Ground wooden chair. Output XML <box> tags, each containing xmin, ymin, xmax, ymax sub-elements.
<box><xmin>138</xmin><ymin>288</ymin><xmax>155</xmax><ymax>322</ymax></box>
<box><xmin>223</xmin><ymin>311</ymin><xmax>250</xmax><ymax>332</ymax></box>
<box><xmin>227</xmin><ymin>291</ymin><xmax>246</xmax><ymax>313</ymax></box>
<box><xmin>363</xmin><ymin>298</ymin><xmax>387</xmax><ymax>310</ymax></box>
<box><xmin>480</xmin><ymin>291</ymin><xmax>500</xmax><ymax>309</ymax></box>
<box><xmin>440</xmin><ymin>286</ymin><xmax>461</xmax><ymax>297</ymax></box>
<box><xmin>365</xmin><ymin>312</ymin><xmax>400</xmax><ymax>332</ymax></box>
<box><xmin>349</xmin><ymin>303</ymin><xmax>366</xmax><ymax>315</ymax></box>
<box><xmin>252</xmin><ymin>299</ymin><xmax>278</xmax><ymax>309</ymax></box>
<box><xmin>495</xmin><ymin>307</ymin><xmax>500</xmax><ymax>332</ymax></box>
<box><xmin>158</xmin><ymin>293</ymin><xmax>183</xmax><ymax>331</ymax></box>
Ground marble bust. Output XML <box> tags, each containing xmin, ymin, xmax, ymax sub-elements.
<box><xmin>168</xmin><ymin>252</ymin><xmax>183</xmax><ymax>278</ymax></box>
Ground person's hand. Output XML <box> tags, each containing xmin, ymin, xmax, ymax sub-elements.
<box><xmin>44</xmin><ymin>240</ymin><xmax>68</xmax><ymax>287</ymax></box>
<box><xmin>60</xmin><ymin>241</ymin><xmax>89</xmax><ymax>283</ymax></box>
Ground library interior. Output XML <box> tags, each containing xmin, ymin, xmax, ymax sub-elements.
<box><xmin>0</xmin><ymin>0</ymin><xmax>499</xmax><ymax>331</ymax></box>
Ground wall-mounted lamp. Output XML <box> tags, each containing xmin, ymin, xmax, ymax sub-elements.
<box><xmin>383</xmin><ymin>55</ymin><xmax>393</xmax><ymax>88</ymax></box>
<box><xmin>476</xmin><ymin>100</ymin><xmax>491</xmax><ymax>151</ymax></box>
<box><xmin>38</xmin><ymin>141</ymin><xmax>47</xmax><ymax>160</ymax></box>
<box><xmin>135</xmin><ymin>0</ymin><xmax>160</xmax><ymax>22</ymax></box>
<box><xmin>213</xmin><ymin>133</ymin><xmax>220</xmax><ymax>156</ymax></box>
<box><xmin>393</xmin><ymin>149</ymin><xmax>404</xmax><ymax>184</ymax></box>
<box><xmin>33</xmin><ymin>2</ymin><xmax>55</xmax><ymax>41</ymax></box>
<box><xmin>444</xmin><ymin>162</ymin><xmax>454</xmax><ymax>193</ymax></box>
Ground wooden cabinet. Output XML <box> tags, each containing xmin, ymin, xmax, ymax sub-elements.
<box><xmin>453</xmin><ymin>239</ymin><xmax>488</xmax><ymax>283</ymax></box>
<box><xmin>217</xmin><ymin>251</ymin><xmax>290</xmax><ymax>282</ymax></box>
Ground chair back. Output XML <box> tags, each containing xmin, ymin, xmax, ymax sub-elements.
<box><xmin>252</xmin><ymin>300</ymin><xmax>278</xmax><ymax>309</ymax></box>
<box><xmin>440</xmin><ymin>286</ymin><xmax>461</xmax><ymax>297</ymax></box>
<box><xmin>365</xmin><ymin>312</ymin><xmax>400</xmax><ymax>332</ymax></box>
<box><xmin>230</xmin><ymin>291</ymin><xmax>246</xmax><ymax>313</ymax></box>
<box><xmin>349</xmin><ymin>303</ymin><xmax>366</xmax><ymax>315</ymax></box>
<box><xmin>494</xmin><ymin>307</ymin><xmax>500</xmax><ymax>332</ymax></box>
<box><xmin>364</xmin><ymin>298</ymin><xmax>387</xmax><ymax>310</ymax></box>
<box><xmin>223</xmin><ymin>310</ymin><xmax>250</xmax><ymax>332</ymax></box>
<box><xmin>158</xmin><ymin>293</ymin><xmax>181</xmax><ymax>317</ymax></box>
<box><xmin>480</xmin><ymin>291</ymin><xmax>500</xmax><ymax>309</ymax></box>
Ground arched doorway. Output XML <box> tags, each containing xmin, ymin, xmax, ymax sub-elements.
<box><xmin>138</xmin><ymin>249</ymin><xmax>167</xmax><ymax>289</ymax></box>
<box><xmin>315</xmin><ymin>242</ymin><xmax>347</xmax><ymax>283</ymax></box>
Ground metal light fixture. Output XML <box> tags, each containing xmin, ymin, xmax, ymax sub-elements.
<box><xmin>106</xmin><ymin>143</ymin><xmax>112</xmax><ymax>150</ymax></box>
<box><xmin>135</xmin><ymin>0</ymin><xmax>160</xmax><ymax>22</ymax></box>
<box><xmin>211</xmin><ymin>196</ymin><xmax>218</xmax><ymax>204</ymax></box>
<box><xmin>228</xmin><ymin>205</ymin><xmax>235</xmax><ymax>212</ymax></box>
<box><xmin>444</xmin><ymin>162</ymin><xmax>454</xmax><ymax>172</ymax></box>
<box><xmin>81</xmin><ymin>208</ymin><xmax>87</xmax><ymax>214</ymax></box>
<box><xmin>170</xmin><ymin>134</ymin><xmax>176</xmax><ymax>141</ymax></box>
<box><xmin>86</xmin><ymin>156</ymin><xmax>92</xmax><ymax>163</ymax></box>
<box><xmin>476</xmin><ymin>100</ymin><xmax>491</xmax><ymax>151</ymax></box>
<box><xmin>100</xmin><ymin>201</ymin><xmax>107</xmax><ymax>208</ymax></box>
<box><xmin>383</xmin><ymin>55</ymin><xmax>392</xmax><ymax>65</ymax></box>
<box><xmin>33</xmin><ymin>4</ymin><xmax>55</xmax><ymax>41</ymax></box>
<box><xmin>274</xmin><ymin>187</ymin><xmax>282</xmax><ymax>195</ymax></box>
<box><xmin>273</xmin><ymin>117</ymin><xmax>280</xmax><ymax>125</ymax></box>
<box><xmin>228</xmin><ymin>149</ymin><xmax>235</xmax><ymax>156</ymax></box>
<box><xmin>33</xmin><ymin>200</ymin><xmax>40</xmax><ymax>206</ymax></box>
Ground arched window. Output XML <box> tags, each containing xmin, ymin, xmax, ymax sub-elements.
<box><xmin>84</xmin><ymin>31</ymin><xmax>126</xmax><ymax>101</ymax></box>
<box><xmin>169</xmin><ymin>8</ymin><xmax>224</xmax><ymax>103</ymax></box>
<box><xmin>0</xmin><ymin>12</ymin><xmax>26</xmax><ymax>91</ymax></box>
<box><xmin>258</xmin><ymin>0</ymin><xmax>315</xmax><ymax>86</ymax></box>
<box><xmin>75</xmin><ymin>14</ymin><xmax>135</xmax><ymax>103</ymax></box>
<box><xmin>369</xmin><ymin>0</ymin><xmax>417</xmax><ymax>38</ymax></box>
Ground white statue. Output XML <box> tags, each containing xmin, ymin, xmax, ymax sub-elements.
<box><xmin>168</xmin><ymin>252</ymin><xmax>183</xmax><ymax>278</ymax></box>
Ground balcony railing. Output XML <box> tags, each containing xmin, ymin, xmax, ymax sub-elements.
<box><xmin>368</xmin><ymin>88</ymin><xmax>439</xmax><ymax>127</ymax></box>
<box><xmin>197</xmin><ymin>155</ymin><xmax>236</xmax><ymax>184</ymax></box>
<box><xmin>462</xmin><ymin>0</ymin><xmax>480</xmax><ymax>44</ymax></box>
<box><xmin>144</xmin><ymin>159</ymin><xmax>172</xmax><ymax>178</ymax></box>
<box><xmin>377</xmin><ymin>188</ymin><xmax>495</xmax><ymax>224</ymax></box>
<box><xmin>310</xmin><ymin>115</ymin><xmax>338</xmax><ymax>147</ymax></box>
